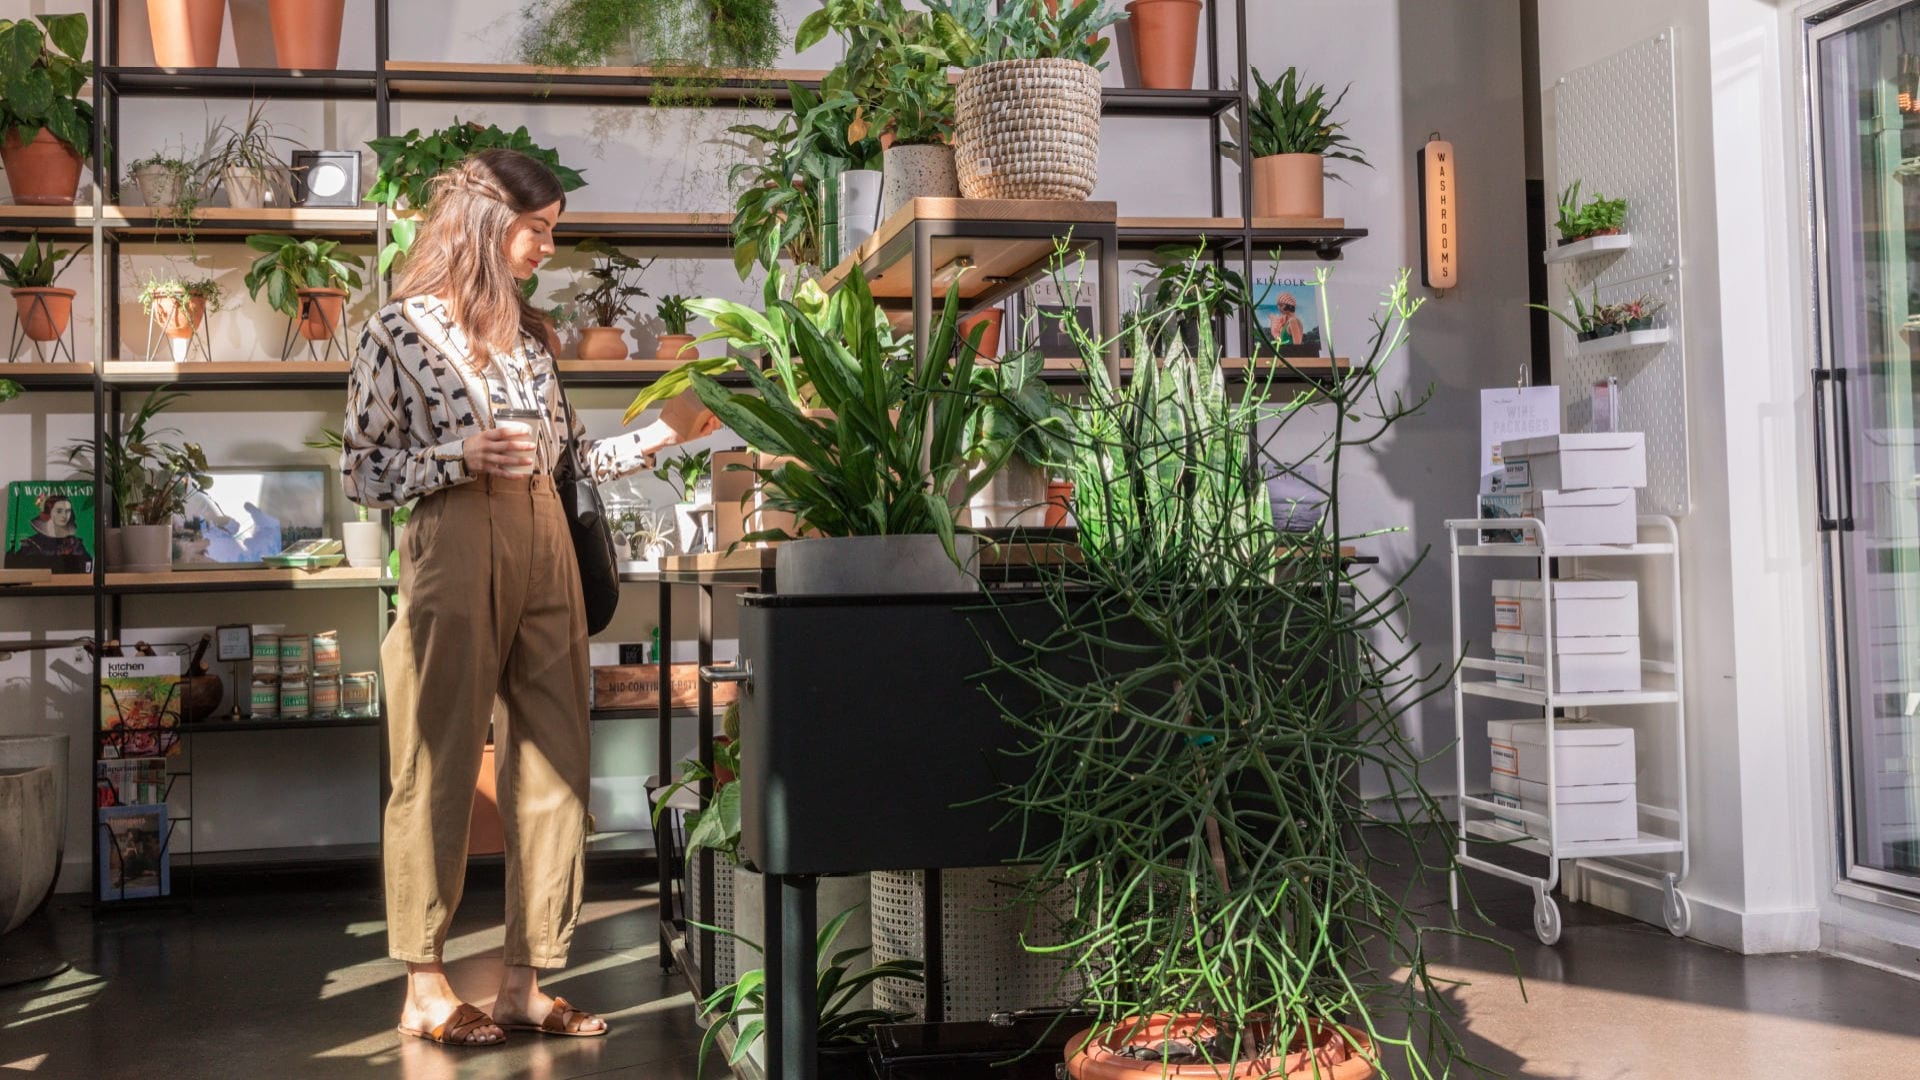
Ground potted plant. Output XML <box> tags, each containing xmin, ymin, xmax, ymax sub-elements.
<box><xmin>0</xmin><ymin>379</ymin><xmax>19</xmax><ymax>403</ymax></box>
<box><xmin>698</xmin><ymin>903</ymin><xmax>922</xmax><ymax>1080</ymax></box>
<box><xmin>957</xmin><ymin>306</ymin><xmax>1004</xmax><ymax>359</ymax></box>
<box><xmin>963</xmin><ymin>348</ymin><xmax>1069</xmax><ymax>528</ymax></box>
<box><xmin>269</xmin><ymin>0</ymin><xmax>346</xmax><ymax>70</ymax></box>
<box><xmin>728</xmin><ymin>84</ymin><xmax>884</xmax><ymax>279</ymax></box>
<box><xmin>934</xmin><ymin>0</ymin><xmax>1122</xmax><ymax>201</ymax></box>
<box><xmin>126</xmin><ymin>152</ymin><xmax>201</xmax><ymax>211</ymax></box>
<box><xmin>243</xmin><ymin>234</ymin><xmax>367</xmax><ymax>342</ymax></box>
<box><xmin>138</xmin><ymin>275</ymin><xmax>224</xmax><ymax>357</ymax></box>
<box><xmin>305</xmin><ymin>428</ymin><xmax>384</xmax><ymax>567</ymax></box>
<box><xmin>517</xmin><ymin>0</ymin><xmax>782</xmax><ymax>103</ymax></box>
<box><xmin>612</xmin><ymin>503</ymin><xmax>675</xmax><ymax>569</ymax></box>
<box><xmin>656</xmin><ymin>294</ymin><xmax>697</xmax><ymax>360</ymax></box>
<box><xmin>368</xmin><ymin>120</ymin><xmax>587</xmax><ymax>272</ymax></box>
<box><xmin>799</xmin><ymin>0</ymin><xmax>966</xmax><ymax>223</ymax></box>
<box><xmin>656</xmin><ymin>448</ymin><xmax>713</xmax><ymax>555</ymax></box>
<box><xmin>145</xmin><ymin>0</ymin><xmax>225</xmax><ymax>69</ymax></box>
<box><xmin>1529</xmin><ymin>283</ymin><xmax>1608</xmax><ymax>342</ymax></box>
<box><xmin>1123</xmin><ymin>0</ymin><xmax>1200</xmax><ymax>89</ymax></box>
<box><xmin>1</xmin><ymin>233</ymin><xmax>86</xmax><ymax>344</ymax></box>
<box><xmin>0</xmin><ymin>14</ymin><xmax>94</xmax><ymax>206</ymax></box>
<box><xmin>571</xmin><ymin>239</ymin><xmax>653</xmax><ymax>360</ymax></box>
<box><xmin>206</xmin><ymin>100</ymin><xmax>296</xmax><ymax>209</ymax></box>
<box><xmin>1220</xmin><ymin>65</ymin><xmax>1368</xmax><ymax>219</ymax></box>
<box><xmin>1553</xmin><ymin>180</ymin><xmax>1629</xmax><ymax>245</ymax></box>
<box><xmin>65</xmin><ymin>390</ymin><xmax>211</xmax><ymax>574</ymax></box>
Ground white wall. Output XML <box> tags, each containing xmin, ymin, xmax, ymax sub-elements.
<box><xmin>2</xmin><ymin>0</ymin><xmax>1529</xmax><ymax>891</ymax></box>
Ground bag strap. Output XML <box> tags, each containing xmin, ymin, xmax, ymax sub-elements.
<box><xmin>549</xmin><ymin>363</ymin><xmax>590</xmax><ymax>481</ymax></box>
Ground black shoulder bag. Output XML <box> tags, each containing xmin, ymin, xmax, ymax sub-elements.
<box><xmin>552</xmin><ymin>379</ymin><xmax>620</xmax><ymax>635</ymax></box>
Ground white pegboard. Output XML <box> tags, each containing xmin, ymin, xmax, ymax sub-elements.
<box><xmin>1551</xmin><ymin>29</ymin><xmax>1691</xmax><ymax>517</ymax></box>
<box><xmin>869</xmin><ymin>868</ymin><xmax>1079</xmax><ymax>1021</ymax></box>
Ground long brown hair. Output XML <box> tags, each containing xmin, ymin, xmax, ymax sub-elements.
<box><xmin>393</xmin><ymin>148</ymin><xmax>565</xmax><ymax>364</ymax></box>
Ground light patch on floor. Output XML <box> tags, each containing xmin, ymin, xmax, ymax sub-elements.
<box><xmin>0</xmin><ymin>1054</ymin><xmax>48</xmax><ymax>1072</ymax></box>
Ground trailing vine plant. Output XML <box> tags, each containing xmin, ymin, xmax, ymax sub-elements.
<box><xmin>980</xmin><ymin>250</ymin><xmax>1510</xmax><ymax>1077</ymax></box>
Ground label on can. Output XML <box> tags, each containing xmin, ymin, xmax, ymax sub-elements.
<box><xmin>280</xmin><ymin>634</ymin><xmax>313</xmax><ymax>665</ymax></box>
<box><xmin>252</xmin><ymin>633</ymin><xmax>281</xmax><ymax>666</ymax></box>
<box><xmin>250</xmin><ymin>674</ymin><xmax>280</xmax><ymax>719</ymax></box>
<box><xmin>313</xmin><ymin>676</ymin><xmax>341</xmax><ymax>718</ymax></box>
<box><xmin>280</xmin><ymin>678</ymin><xmax>311</xmax><ymax>716</ymax></box>
<box><xmin>342</xmin><ymin>672</ymin><xmax>377</xmax><ymax>716</ymax></box>
<box><xmin>312</xmin><ymin>630</ymin><xmax>341</xmax><ymax>670</ymax></box>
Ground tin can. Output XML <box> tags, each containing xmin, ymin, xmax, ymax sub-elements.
<box><xmin>279</xmin><ymin>677</ymin><xmax>311</xmax><ymax>718</ymax></box>
<box><xmin>342</xmin><ymin>672</ymin><xmax>378</xmax><ymax>718</ymax></box>
<box><xmin>250</xmin><ymin>672</ymin><xmax>280</xmax><ymax>719</ymax></box>
<box><xmin>279</xmin><ymin>633</ymin><xmax>313</xmax><ymax>668</ymax></box>
<box><xmin>312</xmin><ymin>674</ymin><xmax>341</xmax><ymax>718</ymax></box>
<box><xmin>252</xmin><ymin>632</ymin><xmax>281</xmax><ymax>667</ymax></box>
<box><xmin>312</xmin><ymin>630</ymin><xmax>341</xmax><ymax>671</ymax></box>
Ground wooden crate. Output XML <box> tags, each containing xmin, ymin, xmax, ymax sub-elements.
<box><xmin>591</xmin><ymin>662</ymin><xmax>738</xmax><ymax>710</ymax></box>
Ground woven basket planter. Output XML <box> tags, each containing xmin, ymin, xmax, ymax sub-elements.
<box><xmin>955</xmin><ymin>58</ymin><xmax>1103</xmax><ymax>201</ymax></box>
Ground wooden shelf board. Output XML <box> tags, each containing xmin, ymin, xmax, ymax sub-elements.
<box><xmin>0</xmin><ymin>572</ymin><xmax>93</xmax><ymax>592</ymax></box>
<box><xmin>103</xmin><ymin>360</ymin><xmax>352</xmax><ymax>386</ymax></box>
<box><xmin>103</xmin><ymin>206</ymin><xmax>380</xmax><ymax>234</ymax></box>
<box><xmin>384</xmin><ymin>61</ymin><xmax>829</xmax><ymax>101</ymax></box>
<box><xmin>106</xmin><ymin>566</ymin><xmax>388</xmax><ymax>591</ymax></box>
<box><xmin>1118</xmin><ymin>215</ymin><xmax>1347</xmax><ymax>232</ymax></box>
<box><xmin>0</xmin><ymin>205</ymin><xmax>94</xmax><ymax>233</ymax></box>
<box><xmin>661</xmin><ymin>548</ymin><xmax>778</xmax><ymax>574</ymax></box>
<box><xmin>821</xmin><ymin>199</ymin><xmax>1117</xmax><ymax>301</ymax></box>
<box><xmin>558</xmin><ymin>359</ymin><xmax>685</xmax><ymax>374</ymax></box>
<box><xmin>1</xmin><ymin>362</ymin><xmax>94</xmax><ymax>384</ymax></box>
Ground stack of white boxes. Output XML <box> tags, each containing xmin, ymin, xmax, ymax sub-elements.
<box><xmin>1489</xmin><ymin>576</ymin><xmax>1642</xmax><ymax>693</ymax></box>
<box><xmin>1489</xmin><ymin>719</ymin><xmax>1638</xmax><ymax>843</ymax></box>
<box><xmin>1498</xmin><ymin>432</ymin><xmax>1647</xmax><ymax>546</ymax></box>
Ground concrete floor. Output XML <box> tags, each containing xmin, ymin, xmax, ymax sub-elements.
<box><xmin>3</xmin><ymin>864</ymin><xmax>1920</xmax><ymax>1079</ymax></box>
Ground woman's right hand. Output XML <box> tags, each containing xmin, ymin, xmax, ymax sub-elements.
<box><xmin>463</xmin><ymin>428</ymin><xmax>537</xmax><ymax>475</ymax></box>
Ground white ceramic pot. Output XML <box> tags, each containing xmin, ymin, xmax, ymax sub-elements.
<box><xmin>775</xmin><ymin>534</ymin><xmax>980</xmax><ymax>596</ymax></box>
<box><xmin>967</xmin><ymin>457</ymin><xmax>1050</xmax><ymax>529</ymax></box>
<box><xmin>342</xmin><ymin>520</ymin><xmax>384</xmax><ymax>569</ymax></box>
<box><xmin>108</xmin><ymin>524</ymin><xmax>173</xmax><ymax>573</ymax></box>
<box><xmin>674</xmin><ymin>502</ymin><xmax>707</xmax><ymax>556</ymax></box>
<box><xmin>879</xmin><ymin>144</ymin><xmax>959</xmax><ymax>225</ymax></box>
<box><xmin>133</xmin><ymin>164</ymin><xmax>185</xmax><ymax>208</ymax></box>
<box><xmin>224</xmin><ymin>166</ymin><xmax>276</xmax><ymax>209</ymax></box>
<box><xmin>836</xmin><ymin>168</ymin><xmax>884</xmax><ymax>261</ymax></box>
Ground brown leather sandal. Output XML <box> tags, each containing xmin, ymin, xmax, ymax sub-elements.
<box><xmin>497</xmin><ymin>996</ymin><xmax>607</xmax><ymax>1038</ymax></box>
<box><xmin>397</xmin><ymin>1002</ymin><xmax>505</xmax><ymax>1046</ymax></box>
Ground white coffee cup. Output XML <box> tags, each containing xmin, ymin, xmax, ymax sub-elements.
<box><xmin>493</xmin><ymin>409</ymin><xmax>543</xmax><ymax>476</ymax></box>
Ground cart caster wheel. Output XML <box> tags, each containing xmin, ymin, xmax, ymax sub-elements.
<box><xmin>1663</xmin><ymin>886</ymin><xmax>1692</xmax><ymax>937</ymax></box>
<box><xmin>1533</xmin><ymin>893</ymin><xmax>1562</xmax><ymax>945</ymax></box>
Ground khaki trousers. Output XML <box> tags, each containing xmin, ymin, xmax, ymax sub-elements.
<box><xmin>382</xmin><ymin>472</ymin><xmax>591</xmax><ymax>969</ymax></box>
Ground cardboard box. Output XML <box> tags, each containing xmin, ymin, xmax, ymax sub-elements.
<box><xmin>1525</xmin><ymin>488</ymin><xmax>1638</xmax><ymax>546</ymax></box>
<box><xmin>1492</xmin><ymin>579</ymin><xmax>1639</xmax><ymax>637</ymax></box>
<box><xmin>1491</xmin><ymin>773</ymin><xmax>1639</xmax><ymax>842</ymax></box>
<box><xmin>1489</xmin><ymin>719</ymin><xmax>1635</xmax><ymax>787</ymax></box>
<box><xmin>1500</xmin><ymin>432</ymin><xmax>1646</xmax><ymax>492</ymax></box>
<box><xmin>591</xmin><ymin>662</ymin><xmax>739</xmax><ymax>710</ymax></box>
<box><xmin>1492</xmin><ymin>632</ymin><xmax>1641</xmax><ymax>693</ymax></box>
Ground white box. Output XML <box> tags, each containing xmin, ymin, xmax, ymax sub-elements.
<box><xmin>1492</xmin><ymin>579</ymin><xmax>1639</xmax><ymax>637</ymax></box>
<box><xmin>1489</xmin><ymin>719</ymin><xmax>1636</xmax><ymax>787</ymax></box>
<box><xmin>1500</xmin><ymin>432</ymin><xmax>1647</xmax><ymax>492</ymax></box>
<box><xmin>1492</xmin><ymin>632</ymin><xmax>1641</xmax><ymax>693</ymax></box>
<box><xmin>1491</xmin><ymin>773</ymin><xmax>1639</xmax><ymax>842</ymax></box>
<box><xmin>1526</xmin><ymin>488</ymin><xmax>1638</xmax><ymax>546</ymax></box>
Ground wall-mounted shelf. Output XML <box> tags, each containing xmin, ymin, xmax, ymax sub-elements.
<box><xmin>103</xmin><ymin>361</ymin><xmax>352</xmax><ymax>387</ymax></box>
<box><xmin>103</xmin><ymin>206</ymin><xmax>381</xmax><ymax>237</ymax></box>
<box><xmin>1572</xmin><ymin>327</ymin><xmax>1671</xmax><ymax>357</ymax></box>
<box><xmin>1543</xmin><ymin>232</ymin><xmax>1633</xmax><ymax>264</ymax></box>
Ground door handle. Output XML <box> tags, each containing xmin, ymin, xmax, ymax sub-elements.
<box><xmin>1834</xmin><ymin>367</ymin><xmax>1856</xmax><ymax>531</ymax></box>
<box><xmin>1813</xmin><ymin>369</ymin><xmax>1837</xmax><ymax>531</ymax></box>
<box><xmin>700</xmin><ymin>660</ymin><xmax>752</xmax><ymax>692</ymax></box>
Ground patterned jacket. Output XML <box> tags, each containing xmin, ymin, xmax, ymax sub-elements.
<box><xmin>341</xmin><ymin>296</ymin><xmax>651</xmax><ymax>508</ymax></box>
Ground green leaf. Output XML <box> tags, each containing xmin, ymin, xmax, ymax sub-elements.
<box><xmin>41</xmin><ymin>13</ymin><xmax>86</xmax><ymax>62</ymax></box>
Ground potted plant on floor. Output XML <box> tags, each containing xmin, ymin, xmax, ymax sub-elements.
<box><xmin>656</xmin><ymin>448</ymin><xmax>713</xmax><ymax>556</ymax></box>
<box><xmin>138</xmin><ymin>274</ymin><xmax>224</xmax><ymax>359</ymax></box>
<box><xmin>242</xmin><ymin>234</ymin><xmax>367</xmax><ymax>345</ymax></box>
<box><xmin>935</xmin><ymin>0</ymin><xmax>1122</xmax><ymax>201</ymax></box>
<box><xmin>799</xmin><ymin>0</ymin><xmax>964</xmax><ymax>223</ymax></box>
<box><xmin>984</xmin><ymin>258</ymin><xmax>1501</xmax><ymax>1079</ymax></box>
<box><xmin>206</xmin><ymin>100</ymin><xmax>296</xmax><ymax>210</ymax></box>
<box><xmin>656</xmin><ymin>294</ymin><xmax>698</xmax><ymax>360</ymax></box>
<box><xmin>571</xmin><ymin>239</ymin><xmax>653</xmax><ymax>361</ymax></box>
<box><xmin>65</xmin><ymin>390</ymin><xmax>210</xmax><ymax>574</ymax></box>
<box><xmin>2</xmin><ymin>233</ymin><xmax>86</xmax><ymax>345</ymax></box>
<box><xmin>728</xmin><ymin>84</ymin><xmax>885</xmax><ymax>279</ymax></box>
<box><xmin>1221</xmin><ymin>65</ymin><xmax>1368</xmax><ymax>219</ymax></box>
<box><xmin>268</xmin><ymin>0</ymin><xmax>346</xmax><ymax>71</ymax></box>
<box><xmin>1553</xmin><ymin>180</ymin><xmax>1629</xmax><ymax>245</ymax></box>
<box><xmin>0</xmin><ymin>14</ymin><xmax>94</xmax><ymax>207</ymax></box>
<box><xmin>368</xmin><ymin>120</ymin><xmax>587</xmax><ymax>272</ymax></box>
<box><xmin>146</xmin><ymin>0</ymin><xmax>225</xmax><ymax>68</ymax></box>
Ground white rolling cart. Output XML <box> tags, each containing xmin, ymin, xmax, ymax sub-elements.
<box><xmin>1444</xmin><ymin>514</ymin><xmax>1690</xmax><ymax>945</ymax></box>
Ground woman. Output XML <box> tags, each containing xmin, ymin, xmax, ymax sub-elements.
<box><xmin>342</xmin><ymin>148</ymin><xmax>715</xmax><ymax>1047</ymax></box>
<box><xmin>13</xmin><ymin>494</ymin><xmax>90</xmax><ymax>571</ymax></box>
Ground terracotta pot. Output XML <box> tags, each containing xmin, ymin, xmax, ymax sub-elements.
<box><xmin>1251</xmin><ymin>153</ymin><xmax>1325</xmax><ymax>219</ymax></box>
<box><xmin>1066</xmin><ymin>1016</ymin><xmax>1374</xmax><ymax>1080</ymax></box>
<box><xmin>149</xmin><ymin>295</ymin><xmax>206</xmax><ymax>341</ymax></box>
<box><xmin>1125</xmin><ymin>0</ymin><xmax>1201</xmax><ymax>90</ymax></box>
<box><xmin>297</xmin><ymin>288</ymin><xmax>348</xmax><ymax>341</ymax></box>
<box><xmin>656</xmin><ymin>333</ymin><xmax>697</xmax><ymax>361</ymax></box>
<box><xmin>577</xmin><ymin>326</ymin><xmax>630</xmax><ymax>360</ymax></box>
<box><xmin>12</xmin><ymin>288</ymin><xmax>76</xmax><ymax>343</ymax></box>
<box><xmin>1045</xmin><ymin>479</ymin><xmax>1074</xmax><ymax>528</ymax></box>
<box><xmin>269</xmin><ymin>0</ymin><xmax>345</xmax><ymax>70</ymax></box>
<box><xmin>0</xmin><ymin>129</ymin><xmax>84</xmax><ymax>207</ymax></box>
<box><xmin>958</xmin><ymin>309</ymin><xmax>1003</xmax><ymax>359</ymax></box>
<box><xmin>470</xmin><ymin>741</ymin><xmax>504</xmax><ymax>857</ymax></box>
<box><xmin>147</xmin><ymin>0</ymin><xmax>226</xmax><ymax>68</ymax></box>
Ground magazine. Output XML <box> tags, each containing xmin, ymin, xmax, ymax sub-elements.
<box><xmin>96</xmin><ymin>757</ymin><xmax>168</xmax><ymax>807</ymax></box>
<box><xmin>98</xmin><ymin>803</ymin><xmax>170</xmax><ymax>901</ymax></box>
<box><xmin>4</xmin><ymin>480</ymin><xmax>96</xmax><ymax>573</ymax></box>
<box><xmin>100</xmin><ymin>654</ymin><xmax>184</xmax><ymax>759</ymax></box>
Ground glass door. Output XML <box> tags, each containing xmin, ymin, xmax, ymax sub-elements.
<box><xmin>1814</xmin><ymin>0</ymin><xmax>1920</xmax><ymax>894</ymax></box>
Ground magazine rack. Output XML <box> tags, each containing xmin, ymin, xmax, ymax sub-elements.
<box><xmin>94</xmin><ymin>656</ymin><xmax>191</xmax><ymax>905</ymax></box>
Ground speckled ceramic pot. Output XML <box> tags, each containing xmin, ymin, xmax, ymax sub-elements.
<box><xmin>879</xmin><ymin>143</ymin><xmax>959</xmax><ymax>225</ymax></box>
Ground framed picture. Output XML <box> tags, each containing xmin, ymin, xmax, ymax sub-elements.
<box><xmin>214</xmin><ymin>624</ymin><xmax>252</xmax><ymax>663</ymax></box>
<box><xmin>1252</xmin><ymin>277</ymin><xmax>1327</xmax><ymax>358</ymax></box>
<box><xmin>98</xmin><ymin>803</ymin><xmax>170</xmax><ymax>901</ymax></box>
<box><xmin>173</xmin><ymin>468</ymin><xmax>329</xmax><ymax>567</ymax></box>
<box><xmin>5</xmin><ymin>480</ymin><xmax>96</xmax><ymax>574</ymax></box>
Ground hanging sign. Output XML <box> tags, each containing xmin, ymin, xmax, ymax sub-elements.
<box><xmin>1419</xmin><ymin>136</ymin><xmax>1458</xmax><ymax>290</ymax></box>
